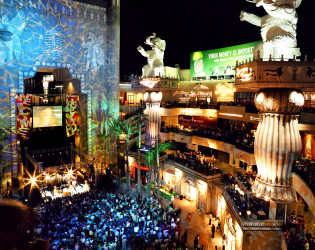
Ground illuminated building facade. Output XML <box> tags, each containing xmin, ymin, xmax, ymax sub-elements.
<box><xmin>0</xmin><ymin>0</ymin><xmax>120</xmax><ymax>180</ymax></box>
<box><xmin>121</xmin><ymin>41</ymin><xmax>315</xmax><ymax>249</ymax></box>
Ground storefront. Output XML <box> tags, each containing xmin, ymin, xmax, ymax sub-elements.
<box><xmin>185</xmin><ymin>178</ymin><xmax>197</xmax><ymax>202</ymax></box>
<box><xmin>131</xmin><ymin>164</ymin><xmax>148</xmax><ymax>182</ymax></box>
<box><xmin>164</xmin><ymin>169</ymin><xmax>175</xmax><ymax>187</ymax></box>
<box><xmin>217</xmin><ymin>197</ymin><xmax>223</xmax><ymax>220</ymax></box>
<box><xmin>224</xmin><ymin>217</ymin><xmax>236</xmax><ymax>250</ymax></box>
<box><xmin>301</xmin><ymin>133</ymin><xmax>315</xmax><ymax>160</ymax></box>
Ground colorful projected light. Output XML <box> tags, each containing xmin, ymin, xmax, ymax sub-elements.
<box><xmin>65</xmin><ymin>95</ymin><xmax>79</xmax><ymax>137</ymax></box>
<box><xmin>16</xmin><ymin>94</ymin><xmax>32</xmax><ymax>140</ymax></box>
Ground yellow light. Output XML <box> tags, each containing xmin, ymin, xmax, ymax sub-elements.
<box><xmin>22</xmin><ymin>169</ymin><xmax>42</xmax><ymax>191</ymax></box>
<box><xmin>255</xmin><ymin>92</ymin><xmax>264</xmax><ymax>104</ymax></box>
<box><xmin>219</xmin><ymin>112</ymin><xmax>243</xmax><ymax>118</ymax></box>
<box><xmin>30</xmin><ymin>177</ymin><xmax>36</xmax><ymax>186</ymax></box>
<box><xmin>246</xmin><ymin>210</ymin><xmax>251</xmax><ymax>216</ymax></box>
<box><xmin>289</xmin><ymin>91</ymin><xmax>304</xmax><ymax>106</ymax></box>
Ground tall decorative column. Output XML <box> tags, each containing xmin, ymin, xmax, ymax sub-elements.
<box><xmin>253</xmin><ymin>88</ymin><xmax>304</xmax><ymax>202</ymax></box>
<box><xmin>144</xmin><ymin>91</ymin><xmax>162</xmax><ymax>146</ymax></box>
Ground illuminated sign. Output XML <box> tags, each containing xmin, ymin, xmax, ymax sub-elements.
<box><xmin>219</xmin><ymin>112</ymin><xmax>243</xmax><ymax>118</ymax></box>
<box><xmin>180</xmin><ymin>108</ymin><xmax>204</xmax><ymax>116</ymax></box>
<box><xmin>190</xmin><ymin>41</ymin><xmax>261</xmax><ymax>78</ymax></box>
<box><xmin>139</xmin><ymin>77</ymin><xmax>160</xmax><ymax>88</ymax></box>
<box><xmin>250</xmin><ymin>116</ymin><xmax>260</xmax><ymax>122</ymax></box>
<box><xmin>215</xmin><ymin>82</ymin><xmax>236</xmax><ymax>102</ymax></box>
<box><xmin>179</xmin><ymin>108</ymin><xmax>217</xmax><ymax>117</ymax></box>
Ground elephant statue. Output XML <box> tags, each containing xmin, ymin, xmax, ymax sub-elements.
<box><xmin>240</xmin><ymin>0</ymin><xmax>302</xmax><ymax>60</ymax></box>
<box><xmin>137</xmin><ymin>33</ymin><xmax>166</xmax><ymax>78</ymax></box>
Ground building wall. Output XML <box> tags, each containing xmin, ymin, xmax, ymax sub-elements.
<box><xmin>0</xmin><ymin>0</ymin><xmax>119</xmax><ymax>172</ymax></box>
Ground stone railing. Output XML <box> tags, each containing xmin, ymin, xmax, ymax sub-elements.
<box><xmin>165</xmin><ymin>159</ymin><xmax>222</xmax><ymax>183</ymax></box>
<box><xmin>222</xmin><ymin>188</ymin><xmax>283</xmax><ymax>231</ymax></box>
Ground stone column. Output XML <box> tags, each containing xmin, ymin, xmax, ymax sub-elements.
<box><xmin>253</xmin><ymin>88</ymin><xmax>304</xmax><ymax>202</ymax></box>
<box><xmin>144</xmin><ymin>91</ymin><xmax>162</xmax><ymax>146</ymax></box>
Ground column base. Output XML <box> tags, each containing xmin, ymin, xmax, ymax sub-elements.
<box><xmin>252</xmin><ymin>178</ymin><xmax>295</xmax><ymax>203</ymax></box>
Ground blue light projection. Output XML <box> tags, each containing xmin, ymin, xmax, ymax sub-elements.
<box><xmin>0</xmin><ymin>0</ymin><xmax>120</xmax><ymax>173</ymax></box>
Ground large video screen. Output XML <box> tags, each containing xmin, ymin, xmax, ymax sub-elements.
<box><xmin>33</xmin><ymin>106</ymin><xmax>63</xmax><ymax>128</ymax></box>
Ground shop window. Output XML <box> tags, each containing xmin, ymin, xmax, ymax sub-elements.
<box><xmin>127</xmin><ymin>95</ymin><xmax>134</xmax><ymax>104</ymax></box>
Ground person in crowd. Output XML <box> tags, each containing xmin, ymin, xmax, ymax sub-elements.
<box><xmin>211</xmin><ymin>223</ymin><xmax>216</xmax><ymax>238</ymax></box>
<box><xmin>34</xmin><ymin>190</ymin><xmax>180</xmax><ymax>249</ymax></box>
<box><xmin>194</xmin><ymin>234</ymin><xmax>199</xmax><ymax>249</ymax></box>
<box><xmin>187</xmin><ymin>212</ymin><xmax>191</xmax><ymax>222</ymax></box>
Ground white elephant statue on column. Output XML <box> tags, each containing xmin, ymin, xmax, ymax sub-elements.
<box><xmin>137</xmin><ymin>33</ymin><xmax>166</xmax><ymax>78</ymax></box>
<box><xmin>240</xmin><ymin>0</ymin><xmax>302</xmax><ymax>60</ymax></box>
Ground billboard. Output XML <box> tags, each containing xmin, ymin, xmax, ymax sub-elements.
<box><xmin>33</xmin><ymin>106</ymin><xmax>63</xmax><ymax>128</ymax></box>
<box><xmin>190</xmin><ymin>41</ymin><xmax>261</xmax><ymax>78</ymax></box>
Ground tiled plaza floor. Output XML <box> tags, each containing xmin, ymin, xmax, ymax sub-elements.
<box><xmin>161</xmin><ymin>197</ymin><xmax>224</xmax><ymax>250</ymax></box>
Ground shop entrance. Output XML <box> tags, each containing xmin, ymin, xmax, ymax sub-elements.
<box><xmin>224</xmin><ymin>218</ymin><xmax>236</xmax><ymax>250</ymax></box>
<box><xmin>185</xmin><ymin>179</ymin><xmax>197</xmax><ymax>202</ymax></box>
<box><xmin>217</xmin><ymin>197</ymin><xmax>222</xmax><ymax>220</ymax></box>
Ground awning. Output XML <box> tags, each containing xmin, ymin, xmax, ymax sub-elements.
<box><xmin>166</xmin><ymin>169</ymin><xmax>175</xmax><ymax>175</ymax></box>
<box><xmin>185</xmin><ymin>178</ymin><xmax>196</xmax><ymax>187</ymax></box>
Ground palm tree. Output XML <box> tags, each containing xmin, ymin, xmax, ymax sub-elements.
<box><xmin>97</xmin><ymin>129</ymin><xmax>110</xmax><ymax>176</ymax></box>
<box><xmin>108</xmin><ymin>118</ymin><xmax>123</xmax><ymax>191</ymax></box>
<box><xmin>93</xmin><ymin>109</ymin><xmax>113</xmax><ymax>177</ymax></box>
<box><xmin>144</xmin><ymin>150</ymin><xmax>155</xmax><ymax>197</ymax></box>
<box><xmin>144</xmin><ymin>141</ymin><xmax>173</xmax><ymax>199</ymax></box>
<box><xmin>0</xmin><ymin>117</ymin><xmax>16</xmax><ymax>196</ymax></box>
<box><xmin>120</xmin><ymin>120</ymin><xmax>137</xmax><ymax>192</ymax></box>
<box><xmin>153</xmin><ymin>141</ymin><xmax>173</xmax><ymax>200</ymax></box>
<box><xmin>132</xmin><ymin>109</ymin><xmax>148</xmax><ymax>195</ymax></box>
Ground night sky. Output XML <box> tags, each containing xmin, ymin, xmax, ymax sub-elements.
<box><xmin>120</xmin><ymin>0</ymin><xmax>315</xmax><ymax>78</ymax></box>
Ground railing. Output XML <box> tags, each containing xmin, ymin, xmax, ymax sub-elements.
<box><xmin>221</xmin><ymin>188</ymin><xmax>283</xmax><ymax>231</ymax></box>
<box><xmin>161</xmin><ymin>126</ymin><xmax>254</xmax><ymax>154</ymax></box>
<box><xmin>165</xmin><ymin>158</ymin><xmax>222</xmax><ymax>183</ymax></box>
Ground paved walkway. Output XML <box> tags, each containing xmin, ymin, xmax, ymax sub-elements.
<box><xmin>161</xmin><ymin>197</ymin><xmax>224</xmax><ymax>250</ymax></box>
<box><xmin>125</xmin><ymin>184</ymin><xmax>224</xmax><ymax>249</ymax></box>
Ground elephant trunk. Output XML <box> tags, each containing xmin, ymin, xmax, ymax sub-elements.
<box><xmin>145</xmin><ymin>33</ymin><xmax>156</xmax><ymax>45</ymax></box>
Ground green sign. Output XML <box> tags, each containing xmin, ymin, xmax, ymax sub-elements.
<box><xmin>190</xmin><ymin>41</ymin><xmax>261</xmax><ymax>78</ymax></box>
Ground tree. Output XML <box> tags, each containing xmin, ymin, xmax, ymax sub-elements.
<box><xmin>98</xmin><ymin>128</ymin><xmax>111</xmax><ymax>176</ymax></box>
<box><xmin>144</xmin><ymin>141</ymin><xmax>173</xmax><ymax>199</ymax></box>
<box><xmin>144</xmin><ymin>150</ymin><xmax>155</xmax><ymax>197</ymax></box>
<box><xmin>153</xmin><ymin>141</ymin><xmax>173</xmax><ymax>200</ymax></box>
<box><xmin>120</xmin><ymin>120</ymin><xmax>137</xmax><ymax>192</ymax></box>
<box><xmin>93</xmin><ymin>109</ymin><xmax>113</xmax><ymax>178</ymax></box>
<box><xmin>132</xmin><ymin>109</ymin><xmax>148</xmax><ymax>195</ymax></box>
<box><xmin>0</xmin><ymin>117</ymin><xmax>15</xmax><ymax>197</ymax></box>
<box><xmin>108</xmin><ymin>118</ymin><xmax>123</xmax><ymax>191</ymax></box>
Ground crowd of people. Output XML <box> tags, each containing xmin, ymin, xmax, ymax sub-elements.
<box><xmin>293</xmin><ymin>158</ymin><xmax>315</xmax><ymax>194</ymax></box>
<box><xmin>161</xmin><ymin>125</ymin><xmax>255</xmax><ymax>153</ymax></box>
<box><xmin>161</xmin><ymin>100</ymin><xmax>258</xmax><ymax>113</ymax></box>
<box><xmin>223</xmin><ymin>173</ymin><xmax>269</xmax><ymax>221</ymax></box>
<box><xmin>34</xmin><ymin>190</ymin><xmax>183</xmax><ymax>250</ymax></box>
<box><xmin>284</xmin><ymin>211</ymin><xmax>315</xmax><ymax>250</ymax></box>
<box><xmin>168</xmin><ymin>151</ymin><xmax>221</xmax><ymax>177</ymax></box>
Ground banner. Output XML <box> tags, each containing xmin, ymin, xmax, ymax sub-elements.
<box><xmin>16</xmin><ymin>94</ymin><xmax>32</xmax><ymax>140</ymax></box>
<box><xmin>190</xmin><ymin>41</ymin><xmax>261</xmax><ymax>78</ymax></box>
<box><xmin>65</xmin><ymin>95</ymin><xmax>79</xmax><ymax>137</ymax></box>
